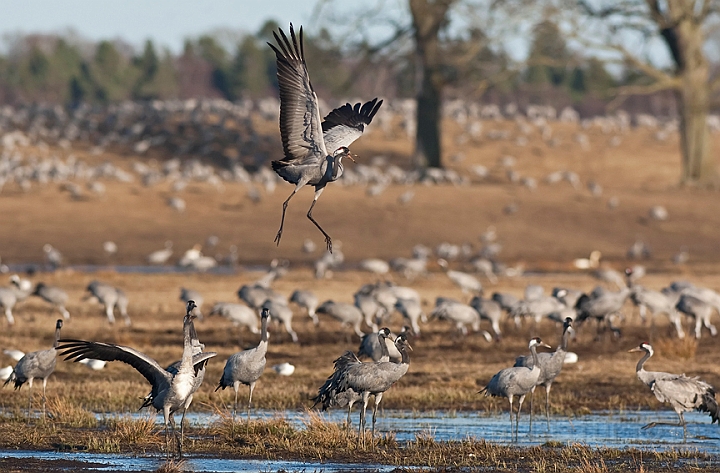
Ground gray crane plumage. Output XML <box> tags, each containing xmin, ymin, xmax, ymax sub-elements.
<box><xmin>3</xmin><ymin>319</ymin><xmax>63</xmax><ymax>416</ymax></box>
<box><xmin>314</xmin><ymin>327</ymin><xmax>412</xmax><ymax>443</ymax></box>
<box><xmin>33</xmin><ymin>282</ymin><xmax>70</xmax><ymax>320</ymax></box>
<box><xmin>290</xmin><ymin>289</ymin><xmax>319</xmax><ymax>325</ymax></box>
<box><xmin>470</xmin><ymin>295</ymin><xmax>503</xmax><ymax>341</ymax></box>
<box><xmin>629</xmin><ymin>343</ymin><xmax>719</xmax><ymax>440</ymax></box>
<box><xmin>481</xmin><ymin>337</ymin><xmax>551</xmax><ymax>441</ymax></box>
<box><xmin>268</xmin><ymin>24</ymin><xmax>382</xmax><ymax>252</ymax></box>
<box><xmin>311</xmin><ymin>349</ymin><xmax>367</xmax><ymax>428</ymax></box>
<box><xmin>0</xmin><ymin>276</ymin><xmax>33</xmax><ymax>325</ymax></box>
<box><xmin>316</xmin><ymin>300</ymin><xmax>366</xmax><ymax>338</ymax></box>
<box><xmin>58</xmin><ymin>301</ymin><xmax>216</xmax><ymax>458</ymax></box>
<box><xmin>216</xmin><ymin>307</ymin><xmax>270</xmax><ymax>419</ymax></box>
<box><xmin>85</xmin><ymin>280</ymin><xmax>131</xmax><ymax>325</ymax></box>
<box><xmin>357</xmin><ymin>326</ymin><xmax>407</xmax><ymax>363</ymax></box>
<box><xmin>514</xmin><ymin>318</ymin><xmax>573</xmax><ymax>430</ymax></box>
<box><xmin>261</xmin><ymin>297</ymin><xmax>298</xmax><ymax>343</ymax></box>
<box><xmin>209</xmin><ymin>302</ymin><xmax>260</xmax><ymax>334</ymax></box>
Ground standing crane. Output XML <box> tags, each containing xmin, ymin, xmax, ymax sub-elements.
<box><xmin>58</xmin><ymin>302</ymin><xmax>216</xmax><ymax>458</ymax></box>
<box><xmin>514</xmin><ymin>318</ymin><xmax>574</xmax><ymax>430</ymax></box>
<box><xmin>480</xmin><ymin>337</ymin><xmax>551</xmax><ymax>441</ymax></box>
<box><xmin>3</xmin><ymin>319</ymin><xmax>63</xmax><ymax>416</ymax></box>
<box><xmin>629</xmin><ymin>342</ymin><xmax>719</xmax><ymax>441</ymax></box>
<box><xmin>216</xmin><ymin>308</ymin><xmax>270</xmax><ymax>420</ymax></box>
<box><xmin>268</xmin><ymin>24</ymin><xmax>382</xmax><ymax>252</ymax></box>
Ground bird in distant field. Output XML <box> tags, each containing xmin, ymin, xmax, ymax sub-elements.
<box><xmin>268</xmin><ymin>24</ymin><xmax>382</xmax><ymax>252</ymax></box>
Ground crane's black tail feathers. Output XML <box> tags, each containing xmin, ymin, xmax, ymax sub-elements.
<box><xmin>699</xmin><ymin>391</ymin><xmax>720</xmax><ymax>424</ymax></box>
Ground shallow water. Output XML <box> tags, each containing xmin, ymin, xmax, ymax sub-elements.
<box><xmin>99</xmin><ymin>408</ymin><xmax>720</xmax><ymax>452</ymax></box>
<box><xmin>3</xmin><ymin>409</ymin><xmax>719</xmax><ymax>472</ymax></box>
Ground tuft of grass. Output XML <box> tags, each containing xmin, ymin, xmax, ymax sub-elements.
<box><xmin>107</xmin><ymin>415</ymin><xmax>158</xmax><ymax>444</ymax></box>
<box><xmin>655</xmin><ymin>337</ymin><xmax>698</xmax><ymax>360</ymax></box>
<box><xmin>45</xmin><ymin>396</ymin><xmax>97</xmax><ymax>428</ymax></box>
<box><xmin>86</xmin><ymin>436</ymin><xmax>121</xmax><ymax>453</ymax></box>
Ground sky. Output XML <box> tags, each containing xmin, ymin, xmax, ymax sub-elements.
<box><xmin>0</xmin><ymin>1</ymin><xmax>345</xmax><ymax>53</ymax></box>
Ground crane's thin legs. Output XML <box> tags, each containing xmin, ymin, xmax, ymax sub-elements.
<box><xmin>163</xmin><ymin>408</ymin><xmax>171</xmax><ymax>459</ymax></box>
<box><xmin>247</xmin><ymin>382</ymin><xmax>256</xmax><ymax>421</ymax></box>
<box><xmin>232</xmin><ymin>385</ymin><xmax>239</xmax><ymax>422</ymax></box>
<box><xmin>528</xmin><ymin>389</ymin><xmax>534</xmax><ymax>433</ymax></box>
<box><xmin>306</xmin><ymin>187</ymin><xmax>332</xmax><ymax>253</ymax></box>
<box><xmin>41</xmin><ymin>378</ymin><xmax>48</xmax><ymax>418</ymax></box>
<box><xmin>520</xmin><ymin>399</ymin><xmax>525</xmax><ymax>437</ymax></box>
<box><xmin>27</xmin><ymin>380</ymin><xmax>33</xmax><ymax>418</ymax></box>
<box><xmin>359</xmin><ymin>392</ymin><xmax>370</xmax><ymax>448</ymax></box>
<box><xmin>507</xmin><ymin>397</ymin><xmax>514</xmax><ymax>442</ymax></box>
<box><xmin>371</xmin><ymin>393</ymin><xmax>383</xmax><ymax>441</ymax></box>
<box><xmin>275</xmin><ymin>184</ymin><xmax>302</xmax><ymax>246</ymax></box>
<box><xmin>642</xmin><ymin>412</ymin><xmax>689</xmax><ymax>442</ymax></box>
<box><xmin>545</xmin><ymin>385</ymin><xmax>551</xmax><ymax>431</ymax></box>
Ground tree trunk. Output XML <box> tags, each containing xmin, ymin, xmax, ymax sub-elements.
<box><xmin>662</xmin><ymin>3</ymin><xmax>716</xmax><ymax>185</ymax></box>
<box><xmin>409</xmin><ymin>0</ymin><xmax>454</xmax><ymax>169</ymax></box>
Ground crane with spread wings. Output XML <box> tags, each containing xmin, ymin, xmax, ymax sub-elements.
<box><xmin>268</xmin><ymin>24</ymin><xmax>382</xmax><ymax>253</ymax></box>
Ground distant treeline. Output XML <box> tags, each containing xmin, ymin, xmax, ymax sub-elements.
<box><xmin>0</xmin><ymin>20</ymin><xmax>678</xmax><ymax>117</ymax></box>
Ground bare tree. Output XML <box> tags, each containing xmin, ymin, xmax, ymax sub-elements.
<box><xmin>577</xmin><ymin>0</ymin><xmax>720</xmax><ymax>185</ymax></box>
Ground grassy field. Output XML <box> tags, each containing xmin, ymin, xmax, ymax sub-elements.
<box><xmin>1</xmin><ymin>117</ymin><xmax>720</xmax><ymax>470</ymax></box>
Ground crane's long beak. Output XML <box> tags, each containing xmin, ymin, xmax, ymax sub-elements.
<box><xmin>628</xmin><ymin>346</ymin><xmax>642</xmax><ymax>353</ymax></box>
<box><xmin>541</xmin><ymin>342</ymin><xmax>552</xmax><ymax>349</ymax></box>
<box><xmin>346</xmin><ymin>151</ymin><xmax>356</xmax><ymax>163</ymax></box>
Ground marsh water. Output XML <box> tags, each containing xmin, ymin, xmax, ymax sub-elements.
<box><xmin>3</xmin><ymin>409</ymin><xmax>718</xmax><ymax>472</ymax></box>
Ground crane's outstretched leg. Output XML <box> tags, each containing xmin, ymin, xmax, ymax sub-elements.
<box><xmin>275</xmin><ymin>181</ymin><xmax>305</xmax><ymax>247</ymax></box>
<box><xmin>642</xmin><ymin>410</ymin><xmax>688</xmax><ymax>442</ymax></box>
<box><xmin>306</xmin><ymin>187</ymin><xmax>332</xmax><ymax>252</ymax></box>
<box><xmin>163</xmin><ymin>406</ymin><xmax>171</xmax><ymax>458</ymax></box>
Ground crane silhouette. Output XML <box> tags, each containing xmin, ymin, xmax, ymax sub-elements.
<box><xmin>268</xmin><ymin>24</ymin><xmax>382</xmax><ymax>252</ymax></box>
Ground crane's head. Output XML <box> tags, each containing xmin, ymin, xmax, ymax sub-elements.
<box><xmin>333</xmin><ymin>146</ymin><xmax>355</xmax><ymax>162</ymax></box>
<box><xmin>529</xmin><ymin>337</ymin><xmax>551</xmax><ymax>350</ymax></box>
<box><xmin>186</xmin><ymin>300</ymin><xmax>197</xmax><ymax>317</ymax></box>
<box><xmin>628</xmin><ymin>342</ymin><xmax>653</xmax><ymax>355</ymax></box>
<box><xmin>378</xmin><ymin>327</ymin><xmax>391</xmax><ymax>339</ymax></box>
<box><xmin>261</xmin><ymin>307</ymin><xmax>271</xmax><ymax>319</ymax></box>
<box><xmin>55</xmin><ymin>319</ymin><xmax>63</xmax><ymax>330</ymax></box>
<box><xmin>395</xmin><ymin>332</ymin><xmax>413</xmax><ymax>351</ymax></box>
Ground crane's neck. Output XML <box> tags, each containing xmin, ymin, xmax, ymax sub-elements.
<box><xmin>378</xmin><ymin>332</ymin><xmax>390</xmax><ymax>361</ymax></box>
<box><xmin>180</xmin><ymin>317</ymin><xmax>194</xmax><ymax>370</ymax></box>
<box><xmin>398</xmin><ymin>344</ymin><xmax>410</xmax><ymax>365</ymax></box>
<box><xmin>558</xmin><ymin>326</ymin><xmax>571</xmax><ymax>352</ymax></box>
<box><xmin>53</xmin><ymin>325</ymin><xmax>62</xmax><ymax>349</ymax></box>
<box><xmin>636</xmin><ymin>349</ymin><xmax>652</xmax><ymax>373</ymax></box>
<box><xmin>257</xmin><ymin>315</ymin><xmax>269</xmax><ymax>351</ymax></box>
<box><xmin>529</xmin><ymin>344</ymin><xmax>540</xmax><ymax>372</ymax></box>
<box><xmin>330</xmin><ymin>155</ymin><xmax>344</xmax><ymax>181</ymax></box>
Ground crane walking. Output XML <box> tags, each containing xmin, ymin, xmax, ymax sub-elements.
<box><xmin>629</xmin><ymin>342</ymin><xmax>719</xmax><ymax>441</ymax></box>
<box><xmin>3</xmin><ymin>319</ymin><xmax>63</xmax><ymax>417</ymax></box>
<box><xmin>268</xmin><ymin>24</ymin><xmax>382</xmax><ymax>252</ymax></box>
<box><xmin>481</xmin><ymin>337</ymin><xmax>551</xmax><ymax>441</ymax></box>
<box><xmin>216</xmin><ymin>307</ymin><xmax>270</xmax><ymax>420</ymax></box>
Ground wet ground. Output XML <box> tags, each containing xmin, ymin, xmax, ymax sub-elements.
<box><xmin>1</xmin><ymin>409</ymin><xmax>718</xmax><ymax>472</ymax></box>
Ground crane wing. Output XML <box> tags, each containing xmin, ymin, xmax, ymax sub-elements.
<box><xmin>268</xmin><ymin>24</ymin><xmax>327</xmax><ymax>167</ymax></box>
<box><xmin>651</xmin><ymin>373</ymin><xmax>713</xmax><ymax>408</ymax></box>
<box><xmin>322</xmin><ymin>98</ymin><xmax>383</xmax><ymax>152</ymax></box>
<box><xmin>58</xmin><ymin>339</ymin><xmax>170</xmax><ymax>389</ymax></box>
